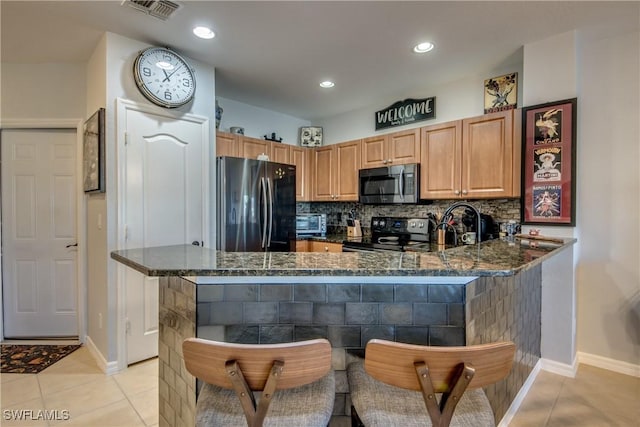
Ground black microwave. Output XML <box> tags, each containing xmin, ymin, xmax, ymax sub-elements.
<box><xmin>359</xmin><ymin>164</ymin><xmax>419</xmax><ymax>204</ymax></box>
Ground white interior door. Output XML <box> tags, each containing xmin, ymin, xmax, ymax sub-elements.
<box><xmin>2</xmin><ymin>129</ymin><xmax>78</xmax><ymax>338</ymax></box>
<box><xmin>120</xmin><ymin>102</ymin><xmax>207</xmax><ymax>364</ymax></box>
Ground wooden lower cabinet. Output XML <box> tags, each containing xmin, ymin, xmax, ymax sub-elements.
<box><xmin>295</xmin><ymin>240</ymin><xmax>310</xmax><ymax>252</ymax></box>
<box><xmin>309</xmin><ymin>241</ymin><xmax>343</xmax><ymax>253</ymax></box>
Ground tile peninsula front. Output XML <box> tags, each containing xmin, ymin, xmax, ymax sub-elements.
<box><xmin>111</xmin><ymin>239</ymin><xmax>575</xmax><ymax>427</ymax></box>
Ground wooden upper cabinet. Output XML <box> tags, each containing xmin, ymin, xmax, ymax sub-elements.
<box><xmin>420</xmin><ymin>121</ymin><xmax>462</xmax><ymax>199</ymax></box>
<box><xmin>239</xmin><ymin>136</ymin><xmax>271</xmax><ymax>160</ymax></box>
<box><xmin>216</xmin><ymin>131</ymin><xmax>239</xmax><ymax>157</ymax></box>
<box><xmin>290</xmin><ymin>146</ymin><xmax>310</xmax><ymax>201</ymax></box>
<box><xmin>311</xmin><ymin>146</ymin><xmax>335</xmax><ymax>201</ymax></box>
<box><xmin>462</xmin><ymin>110</ymin><xmax>517</xmax><ymax>199</ymax></box>
<box><xmin>388</xmin><ymin>129</ymin><xmax>420</xmax><ymax>165</ymax></box>
<box><xmin>271</xmin><ymin>143</ymin><xmax>290</xmax><ymax>164</ymax></box>
<box><xmin>419</xmin><ymin>110</ymin><xmax>521</xmax><ymax>200</ymax></box>
<box><xmin>361</xmin><ymin>129</ymin><xmax>420</xmax><ymax>168</ymax></box>
<box><xmin>334</xmin><ymin>139</ymin><xmax>361</xmax><ymax>201</ymax></box>
<box><xmin>361</xmin><ymin>135</ymin><xmax>387</xmax><ymax>168</ymax></box>
<box><xmin>310</xmin><ymin>139</ymin><xmax>361</xmax><ymax>202</ymax></box>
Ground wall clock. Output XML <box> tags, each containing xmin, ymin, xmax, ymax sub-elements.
<box><xmin>133</xmin><ymin>46</ymin><xmax>196</xmax><ymax>108</ymax></box>
<box><xmin>300</xmin><ymin>126</ymin><xmax>323</xmax><ymax>147</ymax></box>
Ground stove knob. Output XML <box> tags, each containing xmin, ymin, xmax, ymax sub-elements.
<box><xmin>379</xmin><ymin>220</ymin><xmax>385</xmax><ymax>226</ymax></box>
<box><xmin>410</xmin><ymin>221</ymin><xmax>416</xmax><ymax>227</ymax></box>
<box><xmin>419</xmin><ymin>222</ymin><xmax>425</xmax><ymax>228</ymax></box>
<box><xmin>373</xmin><ymin>220</ymin><xmax>378</xmax><ymax>226</ymax></box>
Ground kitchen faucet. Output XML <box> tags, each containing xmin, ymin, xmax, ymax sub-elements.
<box><xmin>438</xmin><ymin>201</ymin><xmax>482</xmax><ymax>245</ymax></box>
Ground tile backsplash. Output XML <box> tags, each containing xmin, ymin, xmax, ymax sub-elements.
<box><xmin>297</xmin><ymin>199</ymin><xmax>521</xmax><ymax>234</ymax></box>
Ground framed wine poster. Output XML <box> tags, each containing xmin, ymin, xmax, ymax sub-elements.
<box><xmin>521</xmin><ymin>98</ymin><xmax>577</xmax><ymax>226</ymax></box>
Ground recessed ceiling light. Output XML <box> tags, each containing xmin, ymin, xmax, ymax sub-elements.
<box><xmin>319</xmin><ymin>80</ymin><xmax>335</xmax><ymax>88</ymax></box>
<box><xmin>413</xmin><ymin>42</ymin><xmax>435</xmax><ymax>53</ymax></box>
<box><xmin>193</xmin><ymin>26</ymin><xmax>215</xmax><ymax>39</ymax></box>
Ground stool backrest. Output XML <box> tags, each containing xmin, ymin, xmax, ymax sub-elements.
<box><xmin>183</xmin><ymin>338</ymin><xmax>332</xmax><ymax>391</ymax></box>
<box><xmin>364</xmin><ymin>339</ymin><xmax>515</xmax><ymax>392</ymax></box>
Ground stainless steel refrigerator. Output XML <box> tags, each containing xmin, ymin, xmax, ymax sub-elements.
<box><xmin>216</xmin><ymin>156</ymin><xmax>296</xmax><ymax>252</ymax></box>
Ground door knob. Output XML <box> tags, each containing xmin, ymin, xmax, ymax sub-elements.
<box><xmin>65</xmin><ymin>243</ymin><xmax>78</xmax><ymax>248</ymax></box>
<box><xmin>192</xmin><ymin>241</ymin><xmax>200</xmax><ymax>246</ymax></box>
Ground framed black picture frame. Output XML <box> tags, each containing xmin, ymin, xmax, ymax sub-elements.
<box><xmin>83</xmin><ymin>108</ymin><xmax>106</xmax><ymax>193</ymax></box>
<box><xmin>521</xmin><ymin>98</ymin><xmax>577</xmax><ymax>226</ymax></box>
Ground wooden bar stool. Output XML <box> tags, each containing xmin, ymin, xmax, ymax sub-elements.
<box><xmin>183</xmin><ymin>338</ymin><xmax>335</xmax><ymax>427</ymax></box>
<box><xmin>347</xmin><ymin>339</ymin><xmax>515</xmax><ymax>427</ymax></box>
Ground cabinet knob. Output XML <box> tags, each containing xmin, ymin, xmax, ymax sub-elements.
<box><xmin>454</xmin><ymin>190</ymin><xmax>461</xmax><ymax>195</ymax></box>
<box><xmin>324</xmin><ymin>246</ymin><xmax>329</xmax><ymax>252</ymax></box>
<box><xmin>382</xmin><ymin>159</ymin><xmax>387</xmax><ymax>164</ymax></box>
<box><xmin>462</xmin><ymin>189</ymin><xmax>468</xmax><ymax>195</ymax></box>
<box><xmin>387</xmin><ymin>159</ymin><xmax>393</xmax><ymax>163</ymax></box>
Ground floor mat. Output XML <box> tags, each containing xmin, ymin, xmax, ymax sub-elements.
<box><xmin>1</xmin><ymin>344</ymin><xmax>81</xmax><ymax>374</ymax></box>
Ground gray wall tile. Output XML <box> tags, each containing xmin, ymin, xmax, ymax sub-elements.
<box><xmin>209</xmin><ymin>302</ymin><xmax>243</xmax><ymax>325</ymax></box>
<box><xmin>294</xmin><ymin>284</ymin><xmax>326</xmax><ymax>302</ymax></box>
<box><xmin>362</xmin><ymin>285</ymin><xmax>394</xmax><ymax>302</ymax></box>
<box><xmin>395</xmin><ymin>284</ymin><xmax>429</xmax><ymax>302</ymax></box>
<box><xmin>413</xmin><ymin>303</ymin><xmax>448</xmax><ymax>325</ymax></box>
<box><xmin>396</xmin><ymin>326</ymin><xmax>429</xmax><ymax>345</ymax></box>
<box><xmin>279</xmin><ymin>302</ymin><xmax>313</xmax><ymax>324</ymax></box>
<box><xmin>314</xmin><ymin>303</ymin><xmax>345</xmax><ymax>325</ymax></box>
<box><xmin>260</xmin><ymin>284</ymin><xmax>292</xmax><ymax>301</ymax></box>
<box><xmin>429</xmin><ymin>285</ymin><xmax>464</xmax><ymax>303</ymax></box>
<box><xmin>380</xmin><ymin>303</ymin><xmax>412</xmax><ymax>324</ymax></box>
<box><xmin>346</xmin><ymin>303</ymin><xmax>378</xmax><ymax>324</ymax></box>
<box><xmin>223</xmin><ymin>284</ymin><xmax>258</xmax><ymax>301</ymax></box>
<box><xmin>328</xmin><ymin>284</ymin><xmax>360</xmax><ymax>302</ymax></box>
<box><xmin>243</xmin><ymin>302</ymin><xmax>278</xmax><ymax>324</ymax></box>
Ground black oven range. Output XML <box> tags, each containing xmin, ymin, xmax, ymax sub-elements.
<box><xmin>342</xmin><ymin>216</ymin><xmax>433</xmax><ymax>253</ymax></box>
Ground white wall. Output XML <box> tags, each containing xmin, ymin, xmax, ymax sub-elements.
<box><xmin>522</xmin><ymin>31</ymin><xmax>578</xmax><ymax>369</ymax></box>
<box><xmin>575</xmin><ymin>28</ymin><xmax>639</xmax><ymax>367</ymax></box>
<box><xmin>216</xmin><ymin>96</ymin><xmax>310</xmax><ymax>145</ymax></box>
<box><xmin>318</xmin><ymin>56</ymin><xmax>524</xmax><ymax>145</ymax></box>
<box><xmin>93</xmin><ymin>32</ymin><xmax>216</xmax><ymax>364</ymax></box>
<box><xmin>85</xmin><ymin>34</ymin><xmax>109</xmax><ymax>360</ymax></box>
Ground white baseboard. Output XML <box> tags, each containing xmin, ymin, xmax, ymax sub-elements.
<box><xmin>84</xmin><ymin>335</ymin><xmax>120</xmax><ymax>375</ymax></box>
<box><xmin>497</xmin><ymin>359</ymin><xmax>542</xmax><ymax>427</ymax></box>
<box><xmin>540</xmin><ymin>355</ymin><xmax>578</xmax><ymax>378</ymax></box>
<box><xmin>578</xmin><ymin>351</ymin><xmax>640</xmax><ymax>378</ymax></box>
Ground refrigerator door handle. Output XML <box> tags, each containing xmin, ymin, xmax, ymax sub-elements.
<box><xmin>260</xmin><ymin>177</ymin><xmax>268</xmax><ymax>248</ymax></box>
<box><xmin>266</xmin><ymin>177</ymin><xmax>274</xmax><ymax>247</ymax></box>
<box><xmin>399</xmin><ymin>166</ymin><xmax>405</xmax><ymax>201</ymax></box>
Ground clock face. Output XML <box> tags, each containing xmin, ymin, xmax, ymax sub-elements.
<box><xmin>133</xmin><ymin>47</ymin><xmax>196</xmax><ymax>108</ymax></box>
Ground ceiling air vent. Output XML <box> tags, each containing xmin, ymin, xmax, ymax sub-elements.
<box><xmin>122</xmin><ymin>0</ymin><xmax>181</xmax><ymax>21</ymax></box>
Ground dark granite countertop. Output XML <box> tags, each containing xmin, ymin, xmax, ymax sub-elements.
<box><xmin>111</xmin><ymin>237</ymin><xmax>576</xmax><ymax>278</ymax></box>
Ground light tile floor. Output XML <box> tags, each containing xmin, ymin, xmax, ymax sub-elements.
<box><xmin>1</xmin><ymin>347</ymin><xmax>638</xmax><ymax>426</ymax></box>
<box><xmin>1</xmin><ymin>346</ymin><xmax>158</xmax><ymax>427</ymax></box>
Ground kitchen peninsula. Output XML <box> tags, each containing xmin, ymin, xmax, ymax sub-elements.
<box><xmin>112</xmin><ymin>238</ymin><xmax>575</xmax><ymax>427</ymax></box>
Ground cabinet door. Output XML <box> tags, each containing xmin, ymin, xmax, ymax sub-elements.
<box><xmin>462</xmin><ymin>110</ymin><xmax>514</xmax><ymax>198</ymax></box>
<box><xmin>388</xmin><ymin>129</ymin><xmax>420</xmax><ymax>165</ymax></box>
<box><xmin>361</xmin><ymin>135</ymin><xmax>387</xmax><ymax>168</ymax></box>
<box><xmin>311</xmin><ymin>146</ymin><xmax>335</xmax><ymax>201</ymax></box>
<box><xmin>290</xmin><ymin>146</ymin><xmax>310</xmax><ymax>201</ymax></box>
<box><xmin>420</xmin><ymin>121</ymin><xmax>462</xmax><ymax>199</ymax></box>
<box><xmin>216</xmin><ymin>131</ymin><xmax>238</xmax><ymax>157</ymax></box>
<box><xmin>240</xmin><ymin>136</ymin><xmax>271</xmax><ymax>160</ymax></box>
<box><xmin>295</xmin><ymin>240</ymin><xmax>309</xmax><ymax>252</ymax></box>
<box><xmin>271</xmin><ymin>142</ymin><xmax>290</xmax><ymax>164</ymax></box>
<box><xmin>334</xmin><ymin>140</ymin><xmax>361</xmax><ymax>201</ymax></box>
<box><xmin>309</xmin><ymin>241</ymin><xmax>343</xmax><ymax>253</ymax></box>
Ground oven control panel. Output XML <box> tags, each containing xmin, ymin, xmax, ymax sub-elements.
<box><xmin>371</xmin><ymin>216</ymin><xmax>430</xmax><ymax>242</ymax></box>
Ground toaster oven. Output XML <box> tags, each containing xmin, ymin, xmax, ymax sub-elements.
<box><xmin>295</xmin><ymin>214</ymin><xmax>327</xmax><ymax>237</ymax></box>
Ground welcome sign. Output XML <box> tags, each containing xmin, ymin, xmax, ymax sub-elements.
<box><xmin>375</xmin><ymin>97</ymin><xmax>436</xmax><ymax>130</ymax></box>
